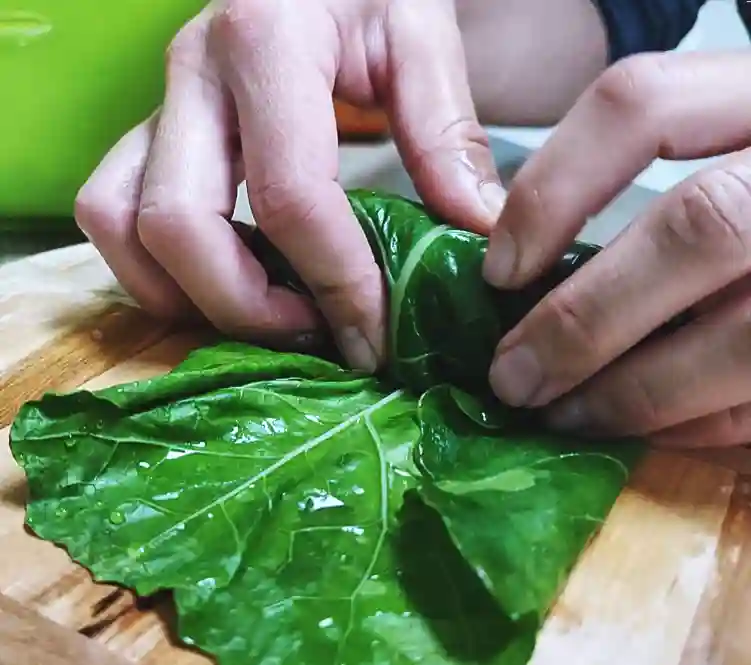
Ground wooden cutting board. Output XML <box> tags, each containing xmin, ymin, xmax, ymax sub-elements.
<box><xmin>0</xmin><ymin>242</ymin><xmax>750</xmax><ymax>665</ymax></box>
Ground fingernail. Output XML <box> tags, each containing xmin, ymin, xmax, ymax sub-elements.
<box><xmin>545</xmin><ymin>397</ymin><xmax>591</xmax><ymax>432</ymax></box>
<box><xmin>489</xmin><ymin>345</ymin><xmax>543</xmax><ymax>406</ymax></box>
<box><xmin>337</xmin><ymin>326</ymin><xmax>378</xmax><ymax>373</ymax></box>
<box><xmin>483</xmin><ymin>229</ymin><xmax>517</xmax><ymax>287</ymax></box>
<box><xmin>479</xmin><ymin>181</ymin><xmax>506</xmax><ymax>224</ymax></box>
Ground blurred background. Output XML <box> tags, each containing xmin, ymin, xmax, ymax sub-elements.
<box><xmin>1</xmin><ymin>0</ymin><xmax>747</xmax><ymax>263</ymax></box>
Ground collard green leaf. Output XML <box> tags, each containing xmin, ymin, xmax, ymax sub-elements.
<box><xmin>10</xmin><ymin>189</ymin><xmax>645</xmax><ymax>665</ymax></box>
<box><xmin>414</xmin><ymin>386</ymin><xmax>641</xmax><ymax>625</ymax></box>
<box><xmin>13</xmin><ymin>344</ymin><xmax>420</xmax><ymax>598</ymax></box>
<box><xmin>11</xmin><ymin>344</ymin><xmax>545</xmax><ymax>665</ymax></box>
<box><xmin>174</xmin><ymin>486</ymin><xmax>537</xmax><ymax>665</ymax></box>
<box><xmin>252</xmin><ymin>189</ymin><xmax>601</xmax><ymax>393</ymax></box>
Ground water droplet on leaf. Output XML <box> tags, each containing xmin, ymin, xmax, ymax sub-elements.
<box><xmin>108</xmin><ymin>510</ymin><xmax>125</xmax><ymax>525</ymax></box>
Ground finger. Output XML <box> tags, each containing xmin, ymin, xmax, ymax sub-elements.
<box><xmin>489</xmin><ymin>146</ymin><xmax>751</xmax><ymax>407</ymax></box>
<box><xmin>74</xmin><ymin>113</ymin><xmax>197</xmax><ymax>319</ymax></box>
<box><xmin>544</xmin><ymin>295</ymin><xmax>751</xmax><ymax>437</ymax></box>
<box><xmin>650</xmin><ymin>403</ymin><xmax>751</xmax><ymax>449</ymax></box>
<box><xmin>694</xmin><ymin>273</ymin><xmax>751</xmax><ymax>317</ymax></box>
<box><xmin>384</xmin><ymin>0</ymin><xmax>506</xmax><ymax>234</ymax></box>
<box><xmin>137</xmin><ymin>15</ymin><xmax>321</xmax><ymax>342</ymax></box>
<box><xmin>212</xmin><ymin>2</ymin><xmax>386</xmax><ymax>371</ymax></box>
<box><xmin>484</xmin><ymin>50</ymin><xmax>751</xmax><ymax>289</ymax></box>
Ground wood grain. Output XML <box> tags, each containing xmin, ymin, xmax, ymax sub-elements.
<box><xmin>0</xmin><ymin>335</ymin><xmax>212</xmax><ymax>665</ymax></box>
<box><xmin>680</xmin><ymin>475</ymin><xmax>751</xmax><ymax>665</ymax></box>
<box><xmin>0</xmin><ymin>244</ymin><xmax>127</xmax><ymax>372</ymax></box>
<box><xmin>1</xmin><ymin>241</ymin><xmax>751</xmax><ymax>664</ymax></box>
<box><xmin>531</xmin><ymin>452</ymin><xmax>737</xmax><ymax>665</ymax></box>
<box><xmin>0</xmin><ymin>305</ymin><xmax>172</xmax><ymax>427</ymax></box>
<box><xmin>0</xmin><ymin>592</ymin><xmax>129</xmax><ymax>665</ymax></box>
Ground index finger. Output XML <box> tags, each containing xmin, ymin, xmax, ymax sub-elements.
<box><xmin>483</xmin><ymin>51</ymin><xmax>751</xmax><ymax>290</ymax></box>
<box><xmin>211</xmin><ymin>3</ymin><xmax>385</xmax><ymax>372</ymax></box>
<box><xmin>486</xmin><ymin>51</ymin><xmax>751</xmax><ymax>408</ymax></box>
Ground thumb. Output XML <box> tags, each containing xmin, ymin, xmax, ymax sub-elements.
<box><xmin>383</xmin><ymin>0</ymin><xmax>505</xmax><ymax>234</ymax></box>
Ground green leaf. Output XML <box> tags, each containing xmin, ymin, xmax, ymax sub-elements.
<box><xmin>10</xmin><ymin>190</ymin><xmax>645</xmax><ymax>665</ymax></box>
<box><xmin>250</xmin><ymin>189</ymin><xmax>602</xmax><ymax>393</ymax></box>
<box><xmin>414</xmin><ymin>386</ymin><xmax>641</xmax><ymax>626</ymax></box>
<box><xmin>174</xmin><ymin>488</ymin><xmax>538</xmax><ymax>665</ymax></box>
<box><xmin>12</xmin><ymin>344</ymin><xmax>541</xmax><ymax>664</ymax></box>
<box><xmin>13</xmin><ymin>344</ymin><xmax>420</xmax><ymax>598</ymax></box>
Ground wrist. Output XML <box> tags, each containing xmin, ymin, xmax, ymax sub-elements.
<box><xmin>457</xmin><ymin>0</ymin><xmax>608</xmax><ymax>126</ymax></box>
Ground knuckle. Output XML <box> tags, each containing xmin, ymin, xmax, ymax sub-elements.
<box><xmin>136</xmin><ymin>205</ymin><xmax>191</xmax><ymax>255</ymax></box>
<box><xmin>406</xmin><ymin>117</ymin><xmax>490</xmax><ymax>180</ymax></box>
<box><xmin>249</xmin><ymin>180</ymin><xmax>318</xmax><ymax>239</ymax></box>
<box><xmin>435</xmin><ymin>117</ymin><xmax>490</xmax><ymax>154</ymax></box>
<box><xmin>166</xmin><ymin>14</ymin><xmax>211</xmax><ymax>71</ymax></box>
<box><xmin>543</xmin><ymin>289</ymin><xmax>603</xmax><ymax>359</ymax></box>
<box><xmin>408</xmin><ymin>117</ymin><xmax>491</xmax><ymax>181</ymax></box>
<box><xmin>74</xmin><ymin>186</ymin><xmax>129</xmax><ymax>244</ymax></box>
<box><xmin>591</xmin><ymin>53</ymin><xmax>669</xmax><ymax>116</ymax></box>
<box><xmin>437</xmin><ymin>116</ymin><xmax>489</xmax><ymax>148</ymax></box>
<box><xmin>210</xmin><ymin>0</ymin><xmax>277</xmax><ymax>51</ymax></box>
<box><xmin>315</xmin><ymin>269</ymin><xmax>380</xmax><ymax>312</ymax></box>
<box><xmin>77</xmin><ymin>190</ymin><xmax>190</xmax><ymax>322</ymax></box>
<box><xmin>249</xmin><ymin>179</ymin><xmax>380</xmax><ymax>300</ymax></box>
<box><xmin>663</xmin><ymin>168</ymin><xmax>751</xmax><ymax>259</ymax></box>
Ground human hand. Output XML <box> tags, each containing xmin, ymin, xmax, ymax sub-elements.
<box><xmin>73</xmin><ymin>0</ymin><xmax>505</xmax><ymax>372</ymax></box>
<box><xmin>483</xmin><ymin>51</ymin><xmax>751</xmax><ymax>448</ymax></box>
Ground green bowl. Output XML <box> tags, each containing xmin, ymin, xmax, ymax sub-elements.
<box><xmin>0</xmin><ymin>1</ymin><xmax>208</xmax><ymax>221</ymax></box>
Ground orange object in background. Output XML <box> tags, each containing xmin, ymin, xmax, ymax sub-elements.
<box><xmin>334</xmin><ymin>100</ymin><xmax>390</xmax><ymax>142</ymax></box>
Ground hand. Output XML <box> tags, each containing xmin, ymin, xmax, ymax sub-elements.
<box><xmin>74</xmin><ymin>0</ymin><xmax>505</xmax><ymax>371</ymax></box>
<box><xmin>483</xmin><ymin>51</ymin><xmax>751</xmax><ymax>449</ymax></box>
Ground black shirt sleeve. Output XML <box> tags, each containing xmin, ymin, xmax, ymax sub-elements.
<box><xmin>737</xmin><ymin>0</ymin><xmax>751</xmax><ymax>33</ymax></box>
<box><xmin>591</xmin><ymin>0</ymin><xmax>709</xmax><ymax>62</ymax></box>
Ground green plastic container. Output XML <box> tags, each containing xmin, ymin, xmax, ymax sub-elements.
<box><xmin>0</xmin><ymin>1</ymin><xmax>208</xmax><ymax>220</ymax></box>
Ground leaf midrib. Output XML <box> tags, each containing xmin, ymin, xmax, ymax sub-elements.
<box><xmin>389</xmin><ymin>224</ymin><xmax>449</xmax><ymax>363</ymax></box>
<box><xmin>100</xmin><ymin>389</ymin><xmax>407</xmax><ymax>571</ymax></box>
